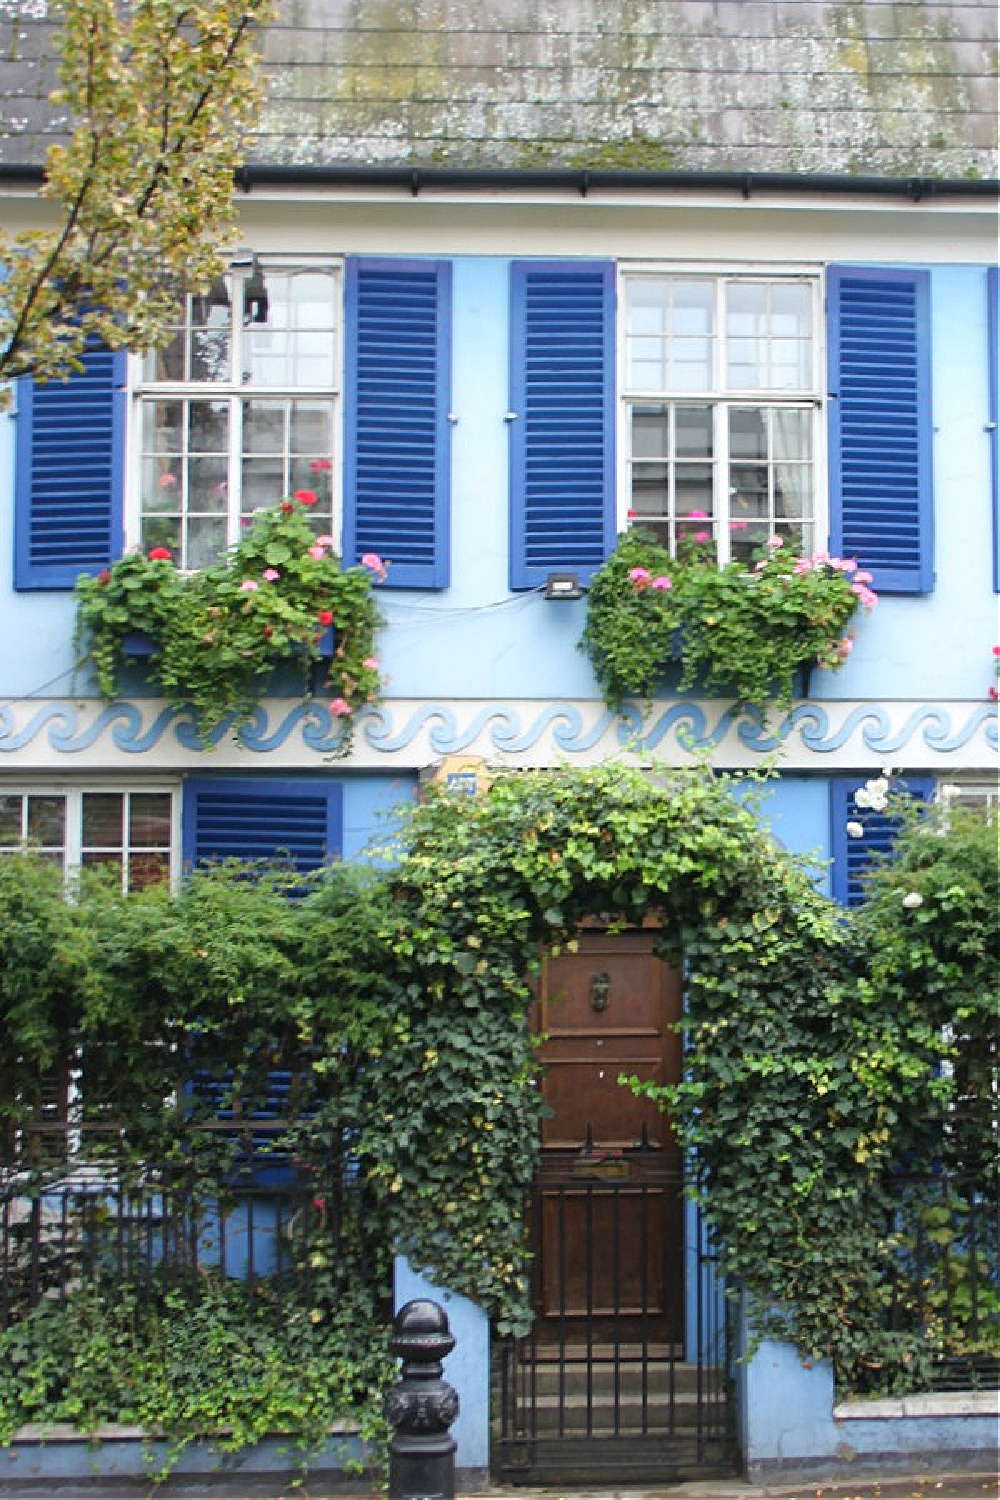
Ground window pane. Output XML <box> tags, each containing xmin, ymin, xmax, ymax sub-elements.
<box><xmin>187</xmin><ymin>516</ymin><xmax>229</xmax><ymax>571</ymax></box>
<box><xmin>630</xmin><ymin>464</ymin><xmax>670</xmax><ymax>518</ymax></box>
<box><xmin>27</xmin><ymin>796</ymin><xmax>65</xmax><ymax>848</ymax></box>
<box><xmin>242</xmin><ymin>457</ymin><xmax>286</xmax><ymax>514</ymax></box>
<box><xmin>128</xmin><ymin>853</ymin><xmax>170</xmax><ymax>891</ymax></box>
<box><xmin>243</xmin><ymin>402</ymin><xmax>286</xmax><ymax>456</ymax></box>
<box><xmin>675</xmin><ymin>467</ymin><xmax>713</xmax><ymax>517</ymax></box>
<box><xmin>632</xmin><ymin>407</ymin><xmax>670</xmax><ymax>460</ymax></box>
<box><xmin>675</xmin><ymin>406</ymin><xmax>712</xmax><ymax>457</ymax></box>
<box><xmin>627</xmin><ymin>279</ymin><xmax>714</xmax><ymax>392</ymax></box>
<box><xmin>730</xmin><ymin>466</ymin><xmax>769</xmax><ymax>517</ymax></box>
<box><xmin>0</xmin><ymin>794</ymin><xmax>23</xmax><ymax>845</ymax></box>
<box><xmin>775</xmin><ymin>465</ymin><xmax>812</xmax><ymax>518</ymax></box>
<box><xmin>188</xmin><ymin>457</ymin><xmax>230</xmax><ymax>514</ymax></box>
<box><xmin>130</xmin><ymin>794</ymin><xmax>172</xmax><ymax>847</ymax></box>
<box><xmin>772</xmin><ymin>407</ymin><xmax>811</xmax><ymax>460</ymax></box>
<box><xmin>730</xmin><ymin>408</ymin><xmax>768</xmax><ymax>461</ymax></box>
<box><xmin>143</xmin><ymin>401</ymin><xmax>183</xmax><ymax>455</ymax></box>
<box><xmin>82</xmin><ymin>793</ymin><xmax>123</xmax><ymax>848</ymax></box>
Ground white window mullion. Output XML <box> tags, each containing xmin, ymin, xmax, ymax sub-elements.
<box><xmin>716</xmin><ymin>405</ymin><xmax>732</xmax><ymax>566</ymax></box>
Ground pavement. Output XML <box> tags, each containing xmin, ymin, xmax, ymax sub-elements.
<box><xmin>58</xmin><ymin>1475</ymin><xmax>996</xmax><ymax>1500</ymax></box>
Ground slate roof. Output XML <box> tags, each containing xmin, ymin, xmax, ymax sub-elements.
<box><xmin>1</xmin><ymin>0</ymin><xmax>997</xmax><ymax>181</ymax></box>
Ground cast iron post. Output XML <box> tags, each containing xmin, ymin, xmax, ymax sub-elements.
<box><xmin>385</xmin><ymin>1298</ymin><xmax>459</xmax><ymax>1500</ymax></box>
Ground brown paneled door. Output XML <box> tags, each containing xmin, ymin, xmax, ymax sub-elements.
<box><xmin>535</xmin><ymin>928</ymin><xmax>684</xmax><ymax>1338</ymax></box>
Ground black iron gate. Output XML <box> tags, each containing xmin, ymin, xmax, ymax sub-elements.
<box><xmin>497</xmin><ymin>1155</ymin><xmax>737</xmax><ymax>1484</ymax></box>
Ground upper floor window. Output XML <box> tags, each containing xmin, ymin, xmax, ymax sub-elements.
<box><xmin>622</xmin><ymin>273</ymin><xmax>820</xmax><ymax>565</ymax></box>
<box><xmin>0</xmin><ymin>787</ymin><xmax>176</xmax><ymax>891</ymax></box>
<box><xmin>135</xmin><ymin>263</ymin><xmax>339</xmax><ymax>569</ymax></box>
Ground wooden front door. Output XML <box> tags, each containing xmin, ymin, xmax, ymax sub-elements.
<box><xmin>535</xmin><ymin>929</ymin><xmax>684</xmax><ymax>1334</ymax></box>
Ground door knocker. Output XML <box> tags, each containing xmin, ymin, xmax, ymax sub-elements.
<box><xmin>590</xmin><ymin>971</ymin><xmax>611</xmax><ymax>1013</ymax></box>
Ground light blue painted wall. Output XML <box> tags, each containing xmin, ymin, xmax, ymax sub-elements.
<box><xmin>730</xmin><ymin>775</ymin><xmax>833</xmax><ymax>894</ymax></box>
<box><xmin>1</xmin><ymin>263</ymin><xmax>995</xmax><ymax>705</ymax></box>
<box><xmin>394</xmin><ymin>1256</ymin><xmax>490</xmax><ymax>1475</ymax></box>
<box><xmin>738</xmin><ymin>1335</ymin><xmax>997</xmax><ymax>1479</ymax></box>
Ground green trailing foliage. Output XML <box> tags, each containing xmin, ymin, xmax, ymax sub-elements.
<box><xmin>74</xmin><ymin>495</ymin><xmax>385</xmax><ymax>745</ymax></box>
<box><xmin>581</xmin><ymin>529</ymin><xmax>873</xmax><ymax>709</ymax></box>
<box><xmin>0</xmin><ymin>770</ymin><xmax>995</xmax><ymax>1468</ymax></box>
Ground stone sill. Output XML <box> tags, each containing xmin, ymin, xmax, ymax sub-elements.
<box><xmin>834</xmin><ymin>1390</ymin><xmax>999</xmax><ymax>1420</ymax></box>
<box><xmin>9</xmin><ymin>1418</ymin><xmax>359</xmax><ymax>1443</ymax></box>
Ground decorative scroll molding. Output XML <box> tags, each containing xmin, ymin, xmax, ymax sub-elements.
<box><xmin>0</xmin><ymin>696</ymin><xmax>995</xmax><ymax>774</ymax></box>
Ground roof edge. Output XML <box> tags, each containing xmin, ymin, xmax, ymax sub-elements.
<box><xmin>2</xmin><ymin>161</ymin><xmax>997</xmax><ymax>201</ymax></box>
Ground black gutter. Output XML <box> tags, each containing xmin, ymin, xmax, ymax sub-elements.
<box><xmin>2</xmin><ymin>159</ymin><xmax>998</xmax><ymax>200</ymax></box>
<box><xmin>241</xmin><ymin>164</ymin><xmax>1000</xmax><ymax>201</ymax></box>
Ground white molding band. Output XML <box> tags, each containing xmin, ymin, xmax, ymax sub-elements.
<box><xmin>0</xmin><ymin>696</ymin><xmax>995</xmax><ymax>773</ymax></box>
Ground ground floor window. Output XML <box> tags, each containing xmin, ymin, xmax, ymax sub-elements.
<box><xmin>0</xmin><ymin>785</ymin><xmax>177</xmax><ymax>890</ymax></box>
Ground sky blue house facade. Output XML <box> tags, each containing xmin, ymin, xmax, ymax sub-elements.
<box><xmin>1</xmin><ymin>0</ymin><xmax>997</xmax><ymax>1483</ymax></box>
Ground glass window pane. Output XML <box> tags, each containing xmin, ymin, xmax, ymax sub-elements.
<box><xmin>243</xmin><ymin>402</ymin><xmax>286</xmax><ymax>456</ymax></box>
<box><xmin>128</xmin><ymin>853</ymin><xmax>170</xmax><ymax>891</ymax></box>
<box><xmin>772</xmin><ymin>408</ymin><xmax>811</xmax><ymax>459</ymax></box>
<box><xmin>771</xmin><ymin>283</ymin><xmax>811</xmax><ymax>337</ymax></box>
<box><xmin>631</xmin><ymin>407</ymin><xmax>670</xmax><ymax>460</ymax></box>
<box><xmin>188</xmin><ymin>457</ymin><xmax>230</xmax><ymax>513</ymax></box>
<box><xmin>730</xmin><ymin>408</ymin><xmax>768</xmax><ymax>460</ymax></box>
<box><xmin>188</xmin><ymin>401</ymin><xmax>229</xmax><ymax>453</ymax></box>
<box><xmin>730</xmin><ymin>467</ymin><xmax>769</xmax><ymax>517</ymax></box>
<box><xmin>242</xmin><ymin>457</ymin><xmax>286</xmax><ymax>515</ymax></box>
<box><xmin>142</xmin><ymin>459</ymin><xmax>183</xmax><ymax>514</ymax></box>
<box><xmin>82</xmin><ymin>793</ymin><xmax>123</xmax><ymax>848</ymax></box>
<box><xmin>675</xmin><ymin>406</ymin><xmax>712</xmax><ymax>457</ymax></box>
<box><xmin>669</xmin><ymin>281</ymin><xmax>715</xmax><ymax>337</ymax></box>
<box><xmin>130</xmin><ymin>794</ymin><xmax>172</xmax><ymax>847</ymax></box>
<box><xmin>144</xmin><ymin>330</ymin><xmax>185</xmax><ymax>382</ymax></box>
<box><xmin>0</xmin><ymin>795</ymin><xmax>23</xmax><ymax>845</ymax></box>
<box><xmin>775</xmin><ymin>465</ymin><xmax>812</xmax><ymax>518</ymax></box>
<box><xmin>27</xmin><ymin>796</ymin><xmax>65</xmax><ymax>848</ymax></box>
<box><xmin>143</xmin><ymin>401</ymin><xmax>183</xmax><ymax>454</ymax></box>
<box><xmin>630</xmin><ymin>465</ymin><xmax>670</xmax><ymax>518</ymax></box>
<box><xmin>142</xmin><ymin>515</ymin><xmax>182</xmax><ymax>556</ymax></box>
<box><xmin>187</xmin><ymin>517</ymin><xmax>229</xmax><ymax>571</ymax></box>
<box><xmin>675</xmin><ymin>467</ymin><xmax>714</xmax><ymax>517</ymax></box>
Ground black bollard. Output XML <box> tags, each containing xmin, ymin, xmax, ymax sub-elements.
<box><xmin>385</xmin><ymin>1298</ymin><xmax>460</xmax><ymax>1500</ymax></box>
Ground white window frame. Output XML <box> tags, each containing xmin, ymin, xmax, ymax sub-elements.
<box><xmin>127</xmin><ymin>256</ymin><xmax>344</xmax><ymax>568</ymax></box>
<box><xmin>0</xmin><ymin>781</ymin><xmax>182</xmax><ymax>892</ymax></box>
<box><xmin>616</xmin><ymin>263</ymin><xmax>827</xmax><ymax>565</ymax></box>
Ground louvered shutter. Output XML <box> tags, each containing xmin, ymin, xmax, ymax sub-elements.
<box><xmin>830</xmin><ymin>776</ymin><xmax>934</xmax><ymax>907</ymax></box>
<box><xmin>988</xmin><ymin>266</ymin><xmax>999</xmax><ymax>593</ymax></box>
<box><xmin>182</xmin><ymin>777</ymin><xmax>341</xmax><ymax>1158</ymax></box>
<box><xmin>343</xmin><ymin>259</ymin><xmax>451</xmax><ymax>589</ymax></box>
<box><xmin>182</xmin><ymin>777</ymin><xmax>342</xmax><ymax>871</ymax></box>
<box><xmin>13</xmin><ymin>350</ymin><xmax>126</xmax><ymax>590</ymax></box>
<box><xmin>509</xmin><ymin>261</ymin><xmax>616</xmax><ymax>590</ymax></box>
<box><xmin>827</xmin><ymin>267</ymin><xmax>933</xmax><ymax>594</ymax></box>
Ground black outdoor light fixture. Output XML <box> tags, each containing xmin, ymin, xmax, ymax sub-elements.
<box><xmin>231</xmin><ymin>247</ymin><xmax>269</xmax><ymax>324</ymax></box>
<box><xmin>543</xmin><ymin>571</ymin><xmax>584</xmax><ymax>600</ymax></box>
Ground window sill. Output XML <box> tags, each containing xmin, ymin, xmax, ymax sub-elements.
<box><xmin>833</xmin><ymin>1390</ymin><xmax>999</xmax><ymax>1420</ymax></box>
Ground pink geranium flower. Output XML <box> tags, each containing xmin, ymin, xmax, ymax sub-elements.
<box><xmin>329</xmin><ymin>697</ymin><xmax>352</xmax><ymax>717</ymax></box>
<box><xmin>650</xmin><ymin>575</ymin><xmax>672</xmax><ymax>591</ymax></box>
<box><xmin>315</xmin><ymin>535</ymin><xmax>335</xmax><ymax>548</ymax></box>
<box><xmin>240</xmin><ymin>579</ymin><xmax>259</xmax><ymax>592</ymax></box>
<box><xmin>362</xmin><ymin>656</ymin><xmax>379</xmax><ymax>671</ymax></box>
<box><xmin>262</xmin><ymin>567</ymin><xmax>280</xmax><ymax>581</ymax></box>
<box><xmin>629</xmin><ymin>566</ymin><xmax>651</xmax><ymax>589</ymax></box>
<box><xmin>694</xmin><ymin>531</ymin><xmax>710</xmax><ymax>544</ymax></box>
<box><xmin>308</xmin><ymin>545</ymin><xmax>326</xmax><ymax>560</ymax></box>
<box><xmin>688</xmin><ymin>510</ymin><xmax>708</xmax><ymax>519</ymax></box>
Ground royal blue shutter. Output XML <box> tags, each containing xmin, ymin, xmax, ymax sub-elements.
<box><xmin>343</xmin><ymin>259</ymin><xmax>451</xmax><ymax>589</ymax></box>
<box><xmin>509</xmin><ymin>261</ymin><xmax>616</xmax><ymax>590</ymax></box>
<box><xmin>182</xmin><ymin>777</ymin><xmax>342</xmax><ymax>871</ymax></box>
<box><xmin>830</xmin><ymin>776</ymin><xmax>934</xmax><ymax>907</ymax></box>
<box><xmin>827</xmin><ymin>267</ymin><xmax>933</xmax><ymax>594</ymax></box>
<box><xmin>987</xmin><ymin>266</ymin><xmax>999</xmax><ymax>593</ymax></box>
<box><xmin>13</xmin><ymin>349</ymin><xmax>126</xmax><ymax>590</ymax></box>
<box><xmin>182</xmin><ymin>776</ymin><xmax>342</xmax><ymax>1158</ymax></box>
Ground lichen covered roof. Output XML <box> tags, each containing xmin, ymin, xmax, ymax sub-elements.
<box><xmin>1</xmin><ymin>0</ymin><xmax>997</xmax><ymax>180</ymax></box>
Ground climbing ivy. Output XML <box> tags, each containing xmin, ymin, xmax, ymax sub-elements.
<box><xmin>1</xmin><ymin>766</ymin><xmax>994</xmax><ymax>1468</ymax></box>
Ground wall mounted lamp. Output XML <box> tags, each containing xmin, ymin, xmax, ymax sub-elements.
<box><xmin>543</xmin><ymin>572</ymin><xmax>584</xmax><ymax>600</ymax></box>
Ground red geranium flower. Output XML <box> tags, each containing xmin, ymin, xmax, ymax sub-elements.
<box><xmin>317</xmin><ymin>610</ymin><xmax>334</xmax><ymax>626</ymax></box>
<box><xmin>294</xmin><ymin>489</ymin><xmax>318</xmax><ymax>507</ymax></box>
<box><xmin>281</xmin><ymin>501</ymin><xmax>294</xmax><ymax>514</ymax></box>
<box><xmin>148</xmin><ymin>547</ymin><xmax>173</xmax><ymax>561</ymax></box>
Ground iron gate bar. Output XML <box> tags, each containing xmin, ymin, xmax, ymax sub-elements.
<box><xmin>496</xmin><ymin>1154</ymin><xmax>736</xmax><ymax>1485</ymax></box>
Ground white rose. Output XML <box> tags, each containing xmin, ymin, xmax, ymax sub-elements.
<box><xmin>902</xmin><ymin>891</ymin><xmax>924</xmax><ymax>909</ymax></box>
<box><xmin>846</xmin><ymin>821</ymin><xmax>864</xmax><ymax>839</ymax></box>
